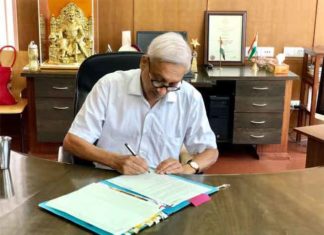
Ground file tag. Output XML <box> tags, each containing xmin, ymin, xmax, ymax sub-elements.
<box><xmin>190</xmin><ymin>193</ymin><xmax>211</xmax><ymax>206</ymax></box>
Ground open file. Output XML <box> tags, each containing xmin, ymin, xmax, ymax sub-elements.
<box><xmin>39</xmin><ymin>171</ymin><xmax>218</xmax><ymax>235</ymax></box>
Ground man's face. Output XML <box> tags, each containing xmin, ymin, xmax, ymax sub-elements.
<box><xmin>140</xmin><ymin>57</ymin><xmax>186</xmax><ymax>103</ymax></box>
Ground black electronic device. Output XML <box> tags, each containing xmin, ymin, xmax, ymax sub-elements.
<box><xmin>136</xmin><ymin>31</ymin><xmax>193</xmax><ymax>80</ymax></box>
<box><xmin>208</xmin><ymin>96</ymin><xmax>232</xmax><ymax>142</ymax></box>
<box><xmin>136</xmin><ymin>31</ymin><xmax>187</xmax><ymax>53</ymax></box>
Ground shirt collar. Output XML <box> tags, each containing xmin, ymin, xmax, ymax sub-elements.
<box><xmin>127</xmin><ymin>69</ymin><xmax>178</xmax><ymax>103</ymax></box>
<box><xmin>128</xmin><ymin>69</ymin><xmax>143</xmax><ymax>96</ymax></box>
<box><xmin>165</xmin><ymin>91</ymin><xmax>177</xmax><ymax>103</ymax></box>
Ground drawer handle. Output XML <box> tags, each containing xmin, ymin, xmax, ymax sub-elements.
<box><xmin>52</xmin><ymin>86</ymin><xmax>69</xmax><ymax>90</ymax></box>
<box><xmin>250</xmin><ymin>134</ymin><xmax>265</xmax><ymax>138</ymax></box>
<box><xmin>252</xmin><ymin>87</ymin><xmax>269</xmax><ymax>90</ymax></box>
<box><xmin>252</xmin><ymin>103</ymin><xmax>267</xmax><ymax>107</ymax></box>
<box><xmin>53</xmin><ymin>106</ymin><xmax>70</xmax><ymax>110</ymax></box>
<box><xmin>250</xmin><ymin>120</ymin><xmax>266</xmax><ymax>124</ymax></box>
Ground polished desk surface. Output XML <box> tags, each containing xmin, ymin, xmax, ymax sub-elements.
<box><xmin>22</xmin><ymin>66</ymin><xmax>299</xmax><ymax>83</ymax></box>
<box><xmin>190</xmin><ymin>66</ymin><xmax>298</xmax><ymax>87</ymax></box>
<box><xmin>295</xmin><ymin>124</ymin><xmax>324</xmax><ymax>143</ymax></box>
<box><xmin>1</xmin><ymin>152</ymin><xmax>324</xmax><ymax>235</ymax></box>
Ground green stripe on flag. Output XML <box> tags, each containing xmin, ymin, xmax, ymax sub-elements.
<box><xmin>248</xmin><ymin>47</ymin><xmax>257</xmax><ymax>61</ymax></box>
<box><xmin>220</xmin><ymin>48</ymin><xmax>225</xmax><ymax>60</ymax></box>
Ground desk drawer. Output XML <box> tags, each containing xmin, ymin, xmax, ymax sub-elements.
<box><xmin>35</xmin><ymin>77</ymin><xmax>75</xmax><ymax>98</ymax></box>
<box><xmin>233</xmin><ymin>128</ymin><xmax>281</xmax><ymax>144</ymax></box>
<box><xmin>234</xmin><ymin>113</ymin><xmax>282</xmax><ymax>128</ymax></box>
<box><xmin>235</xmin><ymin>96</ymin><xmax>283</xmax><ymax>112</ymax></box>
<box><xmin>35</xmin><ymin>98</ymin><xmax>74</xmax><ymax>142</ymax></box>
<box><xmin>236</xmin><ymin>80</ymin><xmax>285</xmax><ymax>97</ymax></box>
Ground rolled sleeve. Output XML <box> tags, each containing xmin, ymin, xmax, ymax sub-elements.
<box><xmin>184</xmin><ymin>91</ymin><xmax>217</xmax><ymax>154</ymax></box>
<box><xmin>68</xmin><ymin>77</ymin><xmax>109</xmax><ymax>144</ymax></box>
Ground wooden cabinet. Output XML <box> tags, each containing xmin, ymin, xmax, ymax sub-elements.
<box><xmin>297</xmin><ymin>47</ymin><xmax>324</xmax><ymax>141</ymax></box>
<box><xmin>233</xmin><ymin>80</ymin><xmax>285</xmax><ymax>144</ymax></box>
<box><xmin>34</xmin><ymin>77</ymin><xmax>75</xmax><ymax>142</ymax></box>
<box><xmin>200</xmin><ymin>66</ymin><xmax>298</xmax><ymax>159</ymax></box>
<box><xmin>22</xmin><ymin>69</ymin><xmax>77</xmax><ymax>154</ymax></box>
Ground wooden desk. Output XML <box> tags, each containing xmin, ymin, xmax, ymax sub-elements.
<box><xmin>295</xmin><ymin>124</ymin><xmax>324</xmax><ymax>167</ymax></box>
<box><xmin>22</xmin><ymin>66</ymin><xmax>298</xmax><ymax>159</ymax></box>
<box><xmin>22</xmin><ymin>69</ymin><xmax>77</xmax><ymax>154</ymax></box>
<box><xmin>1</xmin><ymin>152</ymin><xmax>324</xmax><ymax>234</ymax></box>
<box><xmin>194</xmin><ymin>67</ymin><xmax>298</xmax><ymax>159</ymax></box>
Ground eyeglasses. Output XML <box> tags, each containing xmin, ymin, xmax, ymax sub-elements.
<box><xmin>147</xmin><ymin>59</ymin><xmax>182</xmax><ymax>92</ymax></box>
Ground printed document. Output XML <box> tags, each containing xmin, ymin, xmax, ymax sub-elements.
<box><xmin>107</xmin><ymin>171</ymin><xmax>210</xmax><ymax>206</ymax></box>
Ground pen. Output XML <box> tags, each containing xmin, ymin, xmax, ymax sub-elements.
<box><xmin>218</xmin><ymin>184</ymin><xmax>231</xmax><ymax>190</ymax></box>
<box><xmin>124</xmin><ymin>143</ymin><xmax>151</xmax><ymax>173</ymax></box>
<box><xmin>124</xmin><ymin>143</ymin><xmax>137</xmax><ymax>156</ymax></box>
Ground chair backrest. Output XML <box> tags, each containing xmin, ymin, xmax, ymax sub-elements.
<box><xmin>74</xmin><ymin>51</ymin><xmax>144</xmax><ymax>115</ymax></box>
<box><xmin>72</xmin><ymin>51</ymin><xmax>143</xmax><ymax>165</ymax></box>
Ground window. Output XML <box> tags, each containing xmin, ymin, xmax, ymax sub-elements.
<box><xmin>0</xmin><ymin>0</ymin><xmax>18</xmax><ymax>48</ymax></box>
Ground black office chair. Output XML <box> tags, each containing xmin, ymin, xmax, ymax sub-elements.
<box><xmin>60</xmin><ymin>51</ymin><xmax>144</xmax><ymax>166</ymax></box>
<box><xmin>74</xmin><ymin>51</ymin><xmax>144</xmax><ymax>115</ymax></box>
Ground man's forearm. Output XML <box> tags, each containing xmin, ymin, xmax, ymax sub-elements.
<box><xmin>63</xmin><ymin>133</ymin><xmax>120</xmax><ymax>168</ymax></box>
<box><xmin>182</xmin><ymin>148</ymin><xmax>218</xmax><ymax>174</ymax></box>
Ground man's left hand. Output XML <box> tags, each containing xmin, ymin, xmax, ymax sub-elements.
<box><xmin>155</xmin><ymin>158</ymin><xmax>183</xmax><ymax>174</ymax></box>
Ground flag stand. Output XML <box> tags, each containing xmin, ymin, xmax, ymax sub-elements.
<box><xmin>252</xmin><ymin>61</ymin><xmax>259</xmax><ymax>72</ymax></box>
<box><xmin>248</xmin><ymin>32</ymin><xmax>259</xmax><ymax>72</ymax></box>
<box><xmin>218</xmin><ymin>57</ymin><xmax>222</xmax><ymax>70</ymax></box>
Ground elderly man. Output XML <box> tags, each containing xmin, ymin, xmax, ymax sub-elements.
<box><xmin>63</xmin><ymin>32</ymin><xmax>218</xmax><ymax>175</ymax></box>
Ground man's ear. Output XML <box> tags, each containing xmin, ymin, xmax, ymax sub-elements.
<box><xmin>140</xmin><ymin>55</ymin><xmax>149</xmax><ymax>69</ymax></box>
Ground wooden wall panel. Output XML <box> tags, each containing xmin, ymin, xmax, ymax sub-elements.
<box><xmin>97</xmin><ymin>0</ymin><xmax>134</xmax><ymax>52</ymax></box>
<box><xmin>314</xmin><ymin>0</ymin><xmax>324</xmax><ymax>46</ymax></box>
<box><xmin>16</xmin><ymin>0</ymin><xmax>324</xmax><ymax>123</ymax></box>
<box><xmin>207</xmin><ymin>0</ymin><xmax>317</xmax><ymax>54</ymax></box>
<box><xmin>285</xmin><ymin>58</ymin><xmax>303</xmax><ymax>99</ymax></box>
<box><xmin>17</xmin><ymin>0</ymin><xmax>321</xmax><ymax>57</ymax></box>
<box><xmin>17</xmin><ymin>0</ymin><xmax>38</xmax><ymax>50</ymax></box>
<box><xmin>133</xmin><ymin>0</ymin><xmax>207</xmax><ymax>64</ymax></box>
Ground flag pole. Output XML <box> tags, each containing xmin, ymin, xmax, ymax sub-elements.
<box><xmin>248</xmin><ymin>32</ymin><xmax>259</xmax><ymax>72</ymax></box>
<box><xmin>219</xmin><ymin>36</ymin><xmax>222</xmax><ymax>70</ymax></box>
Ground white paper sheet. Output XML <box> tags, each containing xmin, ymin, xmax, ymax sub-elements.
<box><xmin>107</xmin><ymin>171</ymin><xmax>210</xmax><ymax>206</ymax></box>
<box><xmin>46</xmin><ymin>183</ymin><xmax>160</xmax><ymax>235</ymax></box>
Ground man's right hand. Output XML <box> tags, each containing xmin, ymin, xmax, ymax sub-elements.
<box><xmin>63</xmin><ymin>133</ymin><xmax>150</xmax><ymax>175</ymax></box>
<box><xmin>114</xmin><ymin>155</ymin><xmax>149</xmax><ymax>175</ymax></box>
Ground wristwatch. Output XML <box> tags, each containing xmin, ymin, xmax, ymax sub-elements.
<box><xmin>187</xmin><ymin>159</ymin><xmax>199</xmax><ymax>174</ymax></box>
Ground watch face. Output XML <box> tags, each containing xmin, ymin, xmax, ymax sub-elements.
<box><xmin>189</xmin><ymin>161</ymin><xmax>199</xmax><ymax>170</ymax></box>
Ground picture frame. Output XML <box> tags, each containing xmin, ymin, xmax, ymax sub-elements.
<box><xmin>204</xmin><ymin>11</ymin><xmax>247</xmax><ymax>66</ymax></box>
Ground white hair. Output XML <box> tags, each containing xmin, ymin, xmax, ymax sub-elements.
<box><xmin>147</xmin><ymin>32</ymin><xmax>192</xmax><ymax>72</ymax></box>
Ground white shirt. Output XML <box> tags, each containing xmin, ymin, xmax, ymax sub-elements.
<box><xmin>69</xmin><ymin>69</ymin><xmax>217</xmax><ymax>168</ymax></box>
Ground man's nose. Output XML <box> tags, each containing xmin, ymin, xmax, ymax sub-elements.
<box><xmin>156</xmin><ymin>87</ymin><xmax>168</xmax><ymax>94</ymax></box>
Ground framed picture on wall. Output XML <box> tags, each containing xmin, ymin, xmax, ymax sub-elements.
<box><xmin>204</xmin><ymin>11</ymin><xmax>247</xmax><ymax>66</ymax></box>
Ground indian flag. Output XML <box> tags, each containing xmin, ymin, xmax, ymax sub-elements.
<box><xmin>248</xmin><ymin>33</ymin><xmax>258</xmax><ymax>60</ymax></box>
<box><xmin>219</xmin><ymin>36</ymin><xmax>225</xmax><ymax>60</ymax></box>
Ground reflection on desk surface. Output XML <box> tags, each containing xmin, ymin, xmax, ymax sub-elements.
<box><xmin>206</xmin><ymin>67</ymin><xmax>241</xmax><ymax>77</ymax></box>
<box><xmin>206</xmin><ymin>66</ymin><xmax>298</xmax><ymax>79</ymax></box>
<box><xmin>1</xmin><ymin>151</ymin><xmax>324</xmax><ymax>235</ymax></box>
<box><xmin>0</xmin><ymin>169</ymin><xmax>14</xmax><ymax>199</ymax></box>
